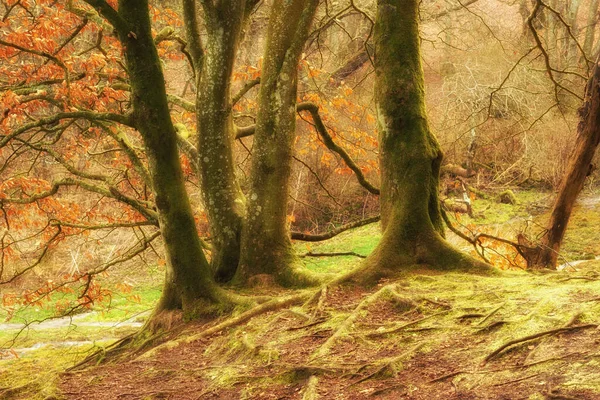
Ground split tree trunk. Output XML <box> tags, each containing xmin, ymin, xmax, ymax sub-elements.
<box><xmin>195</xmin><ymin>1</ymin><xmax>251</xmax><ymax>282</ymax></box>
<box><xmin>116</xmin><ymin>0</ymin><xmax>228</xmax><ymax>317</ymax></box>
<box><xmin>526</xmin><ymin>59</ymin><xmax>600</xmax><ymax>269</ymax></box>
<box><xmin>356</xmin><ymin>0</ymin><xmax>491</xmax><ymax>281</ymax></box>
<box><xmin>236</xmin><ymin>0</ymin><xmax>319</xmax><ymax>286</ymax></box>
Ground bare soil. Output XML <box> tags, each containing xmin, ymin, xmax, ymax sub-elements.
<box><xmin>58</xmin><ymin>267</ymin><xmax>600</xmax><ymax>400</ymax></box>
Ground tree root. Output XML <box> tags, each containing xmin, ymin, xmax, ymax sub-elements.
<box><xmin>311</xmin><ymin>284</ymin><xmax>396</xmax><ymax>359</ymax></box>
<box><xmin>492</xmin><ymin>372</ymin><xmax>540</xmax><ymax>387</ymax></box>
<box><xmin>184</xmin><ymin>292</ymin><xmax>312</xmax><ymax>343</ymax></box>
<box><xmin>365</xmin><ymin>311</ymin><xmax>449</xmax><ymax>338</ymax></box>
<box><xmin>301</xmin><ymin>375</ymin><xmax>319</xmax><ymax>400</ymax></box>
<box><xmin>347</xmin><ymin>342</ymin><xmax>424</xmax><ymax>387</ymax></box>
<box><xmin>484</xmin><ymin>323</ymin><xmax>598</xmax><ymax>363</ymax></box>
<box><xmin>477</xmin><ymin>303</ymin><xmax>505</xmax><ymax>326</ymax></box>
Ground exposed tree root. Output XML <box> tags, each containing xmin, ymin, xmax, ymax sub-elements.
<box><xmin>301</xmin><ymin>375</ymin><xmax>319</xmax><ymax>400</ymax></box>
<box><xmin>477</xmin><ymin>303</ymin><xmax>505</xmax><ymax>326</ymax></box>
<box><xmin>365</xmin><ymin>311</ymin><xmax>449</xmax><ymax>338</ymax></box>
<box><xmin>484</xmin><ymin>323</ymin><xmax>598</xmax><ymax>363</ymax></box>
<box><xmin>347</xmin><ymin>343</ymin><xmax>424</xmax><ymax>387</ymax></box>
<box><xmin>184</xmin><ymin>292</ymin><xmax>312</xmax><ymax>343</ymax></box>
<box><xmin>311</xmin><ymin>284</ymin><xmax>397</xmax><ymax>359</ymax></box>
<box><xmin>0</xmin><ymin>381</ymin><xmax>39</xmax><ymax>400</ymax></box>
<box><xmin>492</xmin><ymin>372</ymin><xmax>540</xmax><ymax>387</ymax></box>
<box><xmin>369</xmin><ymin>383</ymin><xmax>407</xmax><ymax>396</ymax></box>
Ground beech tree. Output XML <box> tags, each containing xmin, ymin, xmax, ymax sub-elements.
<box><xmin>0</xmin><ymin>0</ymin><xmax>235</xmax><ymax>322</ymax></box>
<box><xmin>236</xmin><ymin>0</ymin><xmax>319</xmax><ymax>285</ymax></box>
<box><xmin>356</xmin><ymin>0</ymin><xmax>492</xmax><ymax>280</ymax></box>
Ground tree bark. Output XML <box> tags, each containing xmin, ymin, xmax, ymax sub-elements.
<box><xmin>116</xmin><ymin>0</ymin><xmax>227</xmax><ymax>317</ymax></box>
<box><xmin>526</xmin><ymin>59</ymin><xmax>600</xmax><ymax>269</ymax></box>
<box><xmin>355</xmin><ymin>0</ymin><xmax>492</xmax><ymax>281</ymax></box>
<box><xmin>194</xmin><ymin>1</ymin><xmax>251</xmax><ymax>282</ymax></box>
<box><xmin>583</xmin><ymin>0</ymin><xmax>599</xmax><ymax>57</ymax></box>
<box><xmin>236</xmin><ymin>0</ymin><xmax>319</xmax><ymax>286</ymax></box>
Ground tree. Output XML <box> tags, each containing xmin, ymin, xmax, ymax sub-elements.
<box><xmin>355</xmin><ymin>0</ymin><xmax>492</xmax><ymax>281</ymax></box>
<box><xmin>236</xmin><ymin>0</ymin><xmax>319</xmax><ymax>285</ymax></box>
<box><xmin>0</xmin><ymin>0</ymin><xmax>233</xmax><ymax>323</ymax></box>
<box><xmin>186</xmin><ymin>0</ymin><xmax>256</xmax><ymax>282</ymax></box>
<box><xmin>523</xmin><ymin>59</ymin><xmax>600</xmax><ymax>269</ymax></box>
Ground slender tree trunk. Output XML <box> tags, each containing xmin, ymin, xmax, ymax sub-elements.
<box><xmin>236</xmin><ymin>0</ymin><xmax>319</xmax><ymax>286</ymax></box>
<box><xmin>355</xmin><ymin>0</ymin><xmax>491</xmax><ymax>282</ymax></box>
<box><xmin>526</xmin><ymin>59</ymin><xmax>600</xmax><ymax>269</ymax></box>
<box><xmin>195</xmin><ymin>2</ymin><xmax>249</xmax><ymax>282</ymax></box>
<box><xmin>583</xmin><ymin>0</ymin><xmax>599</xmax><ymax>57</ymax></box>
<box><xmin>117</xmin><ymin>0</ymin><xmax>227</xmax><ymax>318</ymax></box>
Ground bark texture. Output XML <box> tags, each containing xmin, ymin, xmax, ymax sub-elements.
<box><xmin>236</xmin><ymin>0</ymin><xmax>319</xmax><ymax>286</ymax></box>
<box><xmin>117</xmin><ymin>0</ymin><xmax>226</xmax><ymax>316</ymax></box>
<box><xmin>526</xmin><ymin>59</ymin><xmax>600</xmax><ymax>269</ymax></box>
<box><xmin>195</xmin><ymin>1</ymin><xmax>250</xmax><ymax>282</ymax></box>
<box><xmin>356</xmin><ymin>0</ymin><xmax>491</xmax><ymax>281</ymax></box>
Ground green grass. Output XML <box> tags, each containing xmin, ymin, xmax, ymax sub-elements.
<box><xmin>4</xmin><ymin>187</ymin><xmax>600</xmax><ymax>398</ymax></box>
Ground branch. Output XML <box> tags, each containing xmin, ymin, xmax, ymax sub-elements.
<box><xmin>1</xmin><ymin>111</ymin><xmax>133</xmax><ymax>148</ymax></box>
<box><xmin>1</xmin><ymin>178</ymin><xmax>157</xmax><ymax>222</ymax></box>
<box><xmin>98</xmin><ymin>124</ymin><xmax>152</xmax><ymax>186</ymax></box>
<box><xmin>297</xmin><ymin>102</ymin><xmax>380</xmax><ymax>195</ymax></box>
<box><xmin>0</xmin><ymin>39</ymin><xmax>70</xmax><ymax>85</ymax></box>
<box><xmin>291</xmin><ymin>215</ymin><xmax>380</xmax><ymax>241</ymax></box>
<box><xmin>53</xmin><ymin>220</ymin><xmax>157</xmax><ymax>230</ymax></box>
<box><xmin>527</xmin><ymin>1</ymin><xmax>584</xmax><ymax>101</ymax></box>
<box><xmin>231</xmin><ymin>78</ymin><xmax>261</xmax><ymax>107</ymax></box>
<box><xmin>300</xmin><ymin>251</ymin><xmax>366</xmax><ymax>258</ymax></box>
<box><xmin>181</xmin><ymin>0</ymin><xmax>203</xmax><ymax>74</ymax></box>
<box><xmin>82</xmin><ymin>0</ymin><xmax>130</xmax><ymax>37</ymax></box>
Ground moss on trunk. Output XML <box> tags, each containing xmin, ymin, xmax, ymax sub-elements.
<box><xmin>195</xmin><ymin>2</ymin><xmax>249</xmax><ymax>282</ymax></box>
<box><xmin>235</xmin><ymin>0</ymin><xmax>320</xmax><ymax>286</ymax></box>
<box><xmin>354</xmin><ymin>0</ymin><xmax>492</xmax><ymax>283</ymax></box>
<box><xmin>116</xmin><ymin>0</ymin><xmax>230</xmax><ymax>319</ymax></box>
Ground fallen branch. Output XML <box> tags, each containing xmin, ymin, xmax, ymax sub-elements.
<box><xmin>300</xmin><ymin>251</ymin><xmax>367</xmax><ymax>259</ymax></box>
<box><xmin>291</xmin><ymin>215</ymin><xmax>380</xmax><ymax>242</ymax></box>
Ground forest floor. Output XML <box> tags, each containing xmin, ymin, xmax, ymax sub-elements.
<box><xmin>5</xmin><ymin>188</ymin><xmax>600</xmax><ymax>399</ymax></box>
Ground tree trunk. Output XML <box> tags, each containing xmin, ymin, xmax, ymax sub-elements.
<box><xmin>236</xmin><ymin>0</ymin><xmax>319</xmax><ymax>286</ymax></box>
<box><xmin>117</xmin><ymin>0</ymin><xmax>227</xmax><ymax>317</ymax></box>
<box><xmin>525</xmin><ymin>59</ymin><xmax>600</xmax><ymax>269</ymax></box>
<box><xmin>195</xmin><ymin>2</ymin><xmax>249</xmax><ymax>282</ymax></box>
<box><xmin>583</xmin><ymin>0</ymin><xmax>599</xmax><ymax>57</ymax></box>
<box><xmin>355</xmin><ymin>0</ymin><xmax>492</xmax><ymax>282</ymax></box>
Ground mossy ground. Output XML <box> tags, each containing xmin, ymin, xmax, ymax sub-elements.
<box><xmin>5</xmin><ymin>188</ymin><xmax>600</xmax><ymax>399</ymax></box>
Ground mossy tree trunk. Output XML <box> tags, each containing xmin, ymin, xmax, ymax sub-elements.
<box><xmin>235</xmin><ymin>0</ymin><xmax>319</xmax><ymax>286</ymax></box>
<box><xmin>193</xmin><ymin>0</ymin><xmax>256</xmax><ymax>282</ymax></box>
<box><xmin>357</xmin><ymin>0</ymin><xmax>491</xmax><ymax>281</ymax></box>
<box><xmin>112</xmin><ymin>0</ymin><xmax>228</xmax><ymax>317</ymax></box>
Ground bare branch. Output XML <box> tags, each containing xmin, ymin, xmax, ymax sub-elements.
<box><xmin>291</xmin><ymin>215</ymin><xmax>380</xmax><ymax>241</ymax></box>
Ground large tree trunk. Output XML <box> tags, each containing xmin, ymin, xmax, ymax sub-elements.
<box><xmin>525</xmin><ymin>59</ymin><xmax>600</xmax><ymax>269</ymax></box>
<box><xmin>117</xmin><ymin>0</ymin><xmax>227</xmax><ymax>318</ymax></box>
<box><xmin>195</xmin><ymin>2</ymin><xmax>250</xmax><ymax>282</ymax></box>
<box><xmin>355</xmin><ymin>0</ymin><xmax>491</xmax><ymax>282</ymax></box>
<box><xmin>236</xmin><ymin>0</ymin><xmax>319</xmax><ymax>286</ymax></box>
